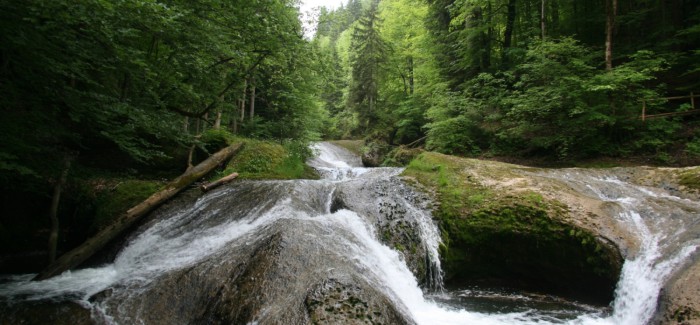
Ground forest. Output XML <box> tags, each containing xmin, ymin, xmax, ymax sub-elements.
<box><xmin>314</xmin><ymin>0</ymin><xmax>700</xmax><ymax>163</ymax></box>
<box><xmin>0</xmin><ymin>0</ymin><xmax>699</xmax><ymax>270</ymax></box>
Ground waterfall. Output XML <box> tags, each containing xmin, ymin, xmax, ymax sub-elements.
<box><xmin>537</xmin><ymin>170</ymin><xmax>700</xmax><ymax>325</ymax></box>
<box><xmin>0</xmin><ymin>142</ymin><xmax>697</xmax><ymax>325</ymax></box>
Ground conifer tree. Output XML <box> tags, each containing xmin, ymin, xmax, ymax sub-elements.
<box><xmin>348</xmin><ymin>0</ymin><xmax>389</xmax><ymax>129</ymax></box>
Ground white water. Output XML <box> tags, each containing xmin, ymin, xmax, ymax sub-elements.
<box><xmin>0</xmin><ymin>188</ymin><xmax>285</xmax><ymax>302</ymax></box>
<box><xmin>305</xmin><ymin>144</ymin><xmax>699</xmax><ymax>325</ymax></box>
<box><xmin>541</xmin><ymin>171</ymin><xmax>700</xmax><ymax>325</ymax></box>
<box><xmin>0</xmin><ymin>143</ymin><xmax>697</xmax><ymax>325</ymax></box>
<box><xmin>306</xmin><ymin>143</ymin><xmax>614</xmax><ymax>325</ymax></box>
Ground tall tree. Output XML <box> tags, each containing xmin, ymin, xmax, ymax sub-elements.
<box><xmin>605</xmin><ymin>0</ymin><xmax>618</xmax><ymax>71</ymax></box>
<box><xmin>503</xmin><ymin>0</ymin><xmax>517</xmax><ymax>63</ymax></box>
<box><xmin>348</xmin><ymin>0</ymin><xmax>389</xmax><ymax>129</ymax></box>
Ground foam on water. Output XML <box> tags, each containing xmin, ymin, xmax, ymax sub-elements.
<box><xmin>1</xmin><ymin>143</ymin><xmax>697</xmax><ymax>325</ymax></box>
<box><xmin>0</xmin><ymin>191</ymin><xmax>286</xmax><ymax>302</ymax></box>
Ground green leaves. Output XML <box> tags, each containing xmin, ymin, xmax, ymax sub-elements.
<box><xmin>1</xmin><ymin>0</ymin><xmax>323</xmax><ymax>190</ymax></box>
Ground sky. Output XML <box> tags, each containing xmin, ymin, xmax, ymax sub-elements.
<box><xmin>299</xmin><ymin>0</ymin><xmax>347</xmax><ymax>38</ymax></box>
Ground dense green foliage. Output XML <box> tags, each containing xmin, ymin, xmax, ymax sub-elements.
<box><xmin>2</xmin><ymin>0</ymin><xmax>699</xmax><ymax>270</ymax></box>
<box><xmin>312</xmin><ymin>0</ymin><xmax>700</xmax><ymax>164</ymax></box>
<box><xmin>0</xmin><ymin>0</ymin><xmax>324</xmax><ymax>268</ymax></box>
<box><xmin>0</xmin><ymin>0</ymin><xmax>324</xmax><ymax>184</ymax></box>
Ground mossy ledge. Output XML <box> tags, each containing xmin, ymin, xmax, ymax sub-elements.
<box><xmin>222</xmin><ymin>138</ymin><xmax>319</xmax><ymax>180</ymax></box>
<box><xmin>402</xmin><ymin>152</ymin><xmax>623</xmax><ymax>305</ymax></box>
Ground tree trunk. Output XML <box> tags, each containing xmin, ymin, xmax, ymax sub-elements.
<box><xmin>502</xmin><ymin>0</ymin><xmax>516</xmax><ymax>68</ymax></box>
<box><xmin>550</xmin><ymin>0</ymin><xmax>559</xmax><ymax>36</ymax></box>
<box><xmin>605</xmin><ymin>0</ymin><xmax>618</xmax><ymax>71</ymax></box>
<box><xmin>200</xmin><ymin>172</ymin><xmax>239</xmax><ymax>192</ymax></box>
<box><xmin>34</xmin><ymin>143</ymin><xmax>245</xmax><ymax>281</ymax></box>
<box><xmin>236</xmin><ymin>79</ymin><xmax>248</xmax><ymax>134</ymax></box>
<box><xmin>249</xmin><ymin>81</ymin><xmax>256</xmax><ymax>121</ymax></box>
<box><xmin>541</xmin><ymin>0</ymin><xmax>547</xmax><ymax>39</ymax></box>
<box><xmin>407</xmin><ymin>56</ymin><xmax>414</xmax><ymax>96</ymax></box>
<box><xmin>400</xmin><ymin>72</ymin><xmax>408</xmax><ymax>96</ymax></box>
<box><xmin>214</xmin><ymin>110</ymin><xmax>222</xmax><ymax>129</ymax></box>
<box><xmin>213</xmin><ymin>93</ymin><xmax>224</xmax><ymax>129</ymax></box>
<box><xmin>186</xmin><ymin>143</ymin><xmax>197</xmax><ymax>172</ymax></box>
<box><xmin>484</xmin><ymin>0</ymin><xmax>493</xmax><ymax>70</ymax></box>
<box><xmin>202</xmin><ymin>112</ymin><xmax>209</xmax><ymax>133</ymax></box>
<box><xmin>48</xmin><ymin>156</ymin><xmax>72</xmax><ymax>264</ymax></box>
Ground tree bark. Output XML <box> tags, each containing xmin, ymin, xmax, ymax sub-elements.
<box><xmin>550</xmin><ymin>0</ymin><xmax>559</xmax><ymax>36</ymax></box>
<box><xmin>200</xmin><ymin>172</ymin><xmax>239</xmax><ymax>192</ymax></box>
<box><xmin>214</xmin><ymin>93</ymin><xmax>224</xmax><ymax>129</ymax></box>
<box><xmin>186</xmin><ymin>143</ymin><xmax>197</xmax><ymax>172</ymax></box>
<box><xmin>502</xmin><ymin>0</ymin><xmax>516</xmax><ymax>67</ymax></box>
<box><xmin>249</xmin><ymin>81</ymin><xmax>256</xmax><ymax>121</ymax></box>
<box><xmin>236</xmin><ymin>79</ymin><xmax>248</xmax><ymax>134</ymax></box>
<box><xmin>484</xmin><ymin>1</ymin><xmax>493</xmax><ymax>70</ymax></box>
<box><xmin>48</xmin><ymin>156</ymin><xmax>72</xmax><ymax>264</ymax></box>
<box><xmin>407</xmin><ymin>56</ymin><xmax>414</xmax><ymax>96</ymax></box>
<box><xmin>34</xmin><ymin>143</ymin><xmax>245</xmax><ymax>281</ymax></box>
<box><xmin>605</xmin><ymin>0</ymin><xmax>618</xmax><ymax>71</ymax></box>
<box><xmin>541</xmin><ymin>0</ymin><xmax>546</xmax><ymax>40</ymax></box>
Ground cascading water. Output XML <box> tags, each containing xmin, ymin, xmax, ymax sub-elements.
<box><xmin>534</xmin><ymin>169</ymin><xmax>700</xmax><ymax>325</ymax></box>
<box><xmin>0</xmin><ymin>142</ymin><xmax>697</xmax><ymax>325</ymax></box>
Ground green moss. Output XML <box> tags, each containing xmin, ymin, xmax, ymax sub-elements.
<box><xmin>328</xmin><ymin>140</ymin><xmax>364</xmax><ymax>156</ymax></box>
<box><xmin>678</xmin><ymin>167</ymin><xmax>700</xmax><ymax>191</ymax></box>
<box><xmin>200</xmin><ymin>129</ymin><xmax>236</xmax><ymax>153</ymax></box>
<box><xmin>382</xmin><ymin>146</ymin><xmax>424</xmax><ymax>167</ymax></box>
<box><xmin>403</xmin><ymin>152</ymin><xmax>621</xmax><ymax>304</ymax></box>
<box><xmin>93</xmin><ymin>179</ymin><xmax>163</xmax><ymax>231</ymax></box>
<box><xmin>224</xmin><ymin>139</ymin><xmax>319</xmax><ymax>180</ymax></box>
<box><xmin>672</xmin><ymin>306</ymin><xmax>700</xmax><ymax>322</ymax></box>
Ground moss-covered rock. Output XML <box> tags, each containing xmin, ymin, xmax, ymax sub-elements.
<box><xmin>329</xmin><ymin>140</ymin><xmax>364</xmax><ymax>156</ymax></box>
<box><xmin>361</xmin><ymin>140</ymin><xmax>391</xmax><ymax>167</ymax></box>
<box><xmin>383</xmin><ymin>147</ymin><xmax>424</xmax><ymax>167</ymax></box>
<box><xmin>224</xmin><ymin>139</ymin><xmax>318</xmax><ymax>180</ymax></box>
<box><xmin>402</xmin><ymin>152</ymin><xmax>623</xmax><ymax>305</ymax></box>
<box><xmin>678</xmin><ymin>167</ymin><xmax>700</xmax><ymax>195</ymax></box>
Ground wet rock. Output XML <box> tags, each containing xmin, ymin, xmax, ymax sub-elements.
<box><xmin>361</xmin><ymin>141</ymin><xmax>391</xmax><ymax>167</ymax></box>
<box><xmin>0</xmin><ymin>301</ymin><xmax>92</xmax><ymax>325</ymax></box>
<box><xmin>90</xmin><ymin>205</ymin><xmax>419</xmax><ymax>325</ymax></box>
<box><xmin>305</xmin><ymin>279</ymin><xmax>414</xmax><ymax>325</ymax></box>
<box><xmin>655</xmin><ymin>255</ymin><xmax>700</xmax><ymax>325</ymax></box>
<box><xmin>333</xmin><ymin>173</ymin><xmax>437</xmax><ymax>288</ymax></box>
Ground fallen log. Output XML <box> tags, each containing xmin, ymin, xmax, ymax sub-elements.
<box><xmin>200</xmin><ymin>172</ymin><xmax>239</xmax><ymax>192</ymax></box>
<box><xmin>33</xmin><ymin>143</ymin><xmax>244</xmax><ymax>281</ymax></box>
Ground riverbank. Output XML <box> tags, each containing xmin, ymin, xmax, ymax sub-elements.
<box><xmin>401</xmin><ymin>151</ymin><xmax>700</xmax><ymax>324</ymax></box>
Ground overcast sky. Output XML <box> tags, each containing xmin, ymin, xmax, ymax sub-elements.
<box><xmin>299</xmin><ymin>0</ymin><xmax>347</xmax><ymax>38</ymax></box>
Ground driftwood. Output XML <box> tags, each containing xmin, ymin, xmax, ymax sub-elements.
<box><xmin>200</xmin><ymin>172</ymin><xmax>239</xmax><ymax>192</ymax></box>
<box><xmin>33</xmin><ymin>143</ymin><xmax>244</xmax><ymax>281</ymax></box>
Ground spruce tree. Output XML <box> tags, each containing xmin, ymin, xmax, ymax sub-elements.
<box><xmin>348</xmin><ymin>0</ymin><xmax>389</xmax><ymax>129</ymax></box>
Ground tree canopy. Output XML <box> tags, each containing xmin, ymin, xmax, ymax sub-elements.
<box><xmin>312</xmin><ymin>0</ymin><xmax>700</xmax><ymax>163</ymax></box>
<box><xmin>0</xmin><ymin>0</ymin><xmax>324</xmax><ymax>185</ymax></box>
<box><xmin>1</xmin><ymin>0</ymin><xmax>700</xmax><ymax>265</ymax></box>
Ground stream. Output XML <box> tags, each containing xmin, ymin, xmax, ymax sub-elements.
<box><xmin>0</xmin><ymin>142</ymin><xmax>698</xmax><ymax>324</ymax></box>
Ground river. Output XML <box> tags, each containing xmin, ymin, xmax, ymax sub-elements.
<box><xmin>0</xmin><ymin>142</ymin><xmax>698</xmax><ymax>324</ymax></box>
